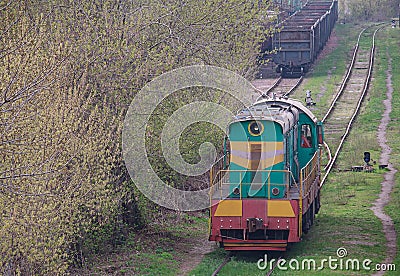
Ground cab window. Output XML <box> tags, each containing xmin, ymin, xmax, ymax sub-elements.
<box><xmin>300</xmin><ymin>124</ymin><xmax>312</xmax><ymax>148</ymax></box>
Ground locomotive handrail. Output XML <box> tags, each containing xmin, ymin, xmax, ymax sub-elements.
<box><xmin>209</xmin><ymin>154</ymin><xmax>229</xmax><ymax>187</ymax></box>
<box><xmin>213</xmin><ymin>180</ymin><xmax>291</xmax><ymax>200</ymax></box>
<box><xmin>298</xmin><ymin>150</ymin><xmax>320</xmax><ymax>237</ymax></box>
<box><xmin>300</xmin><ymin>150</ymin><xmax>319</xmax><ymax>195</ymax></box>
<box><xmin>211</xmin><ymin>169</ymin><xmax>297</xmax><ymax>186</ymax></box>
<box><xmin>210</xmin><ymin>169</ymin><xmax>298</xmax><ymax>200</ymax></box>
<box><xmin>322</xmin><ymin>141</ymin><xmax>332</xmax><ymax>171</ymax></box>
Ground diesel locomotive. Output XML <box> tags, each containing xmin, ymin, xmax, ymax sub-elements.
<box><xmin>209</xmin><ymin>96</ymin><xmax>324</xmax><ymax>251</ymax></box>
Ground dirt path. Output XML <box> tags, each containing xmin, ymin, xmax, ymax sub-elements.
<box><xmin>370</xmin><ymin>50</ymin><xmax>397</xmax><ymax>276</ymax></box>
<box><xmin>178</xmin><ymin>235</ymin><xmax>216</xmax><ymax>276</ymax></box>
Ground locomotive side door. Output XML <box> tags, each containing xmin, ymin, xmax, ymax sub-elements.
<box><xmin>298</xmin><ymin>123</ymin><xmax>315</xmax><ymax>169</ymax></box>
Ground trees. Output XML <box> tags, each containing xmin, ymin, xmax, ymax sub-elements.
<box><xmin>1</xmin><ymin>2</ymin><xmax>128</xmax><ymax>273</ymax></box>
<box><xmin>343</xmin><ymin>0</ymin><xmax>399</xmax><ymax>21</ymax></box>
<box><xmin>1</xmin><ymin>0</ymin><xmax>275</xmax><ymax>273</ymax></box>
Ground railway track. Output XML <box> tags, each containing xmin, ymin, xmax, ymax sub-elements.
<box><xmin>321</xmin><ymin>24</ymin><xmax>383</xmax><ymax>185</ymax></box>
<box><xmin>265</xmin><ymin>256</ymin><xmax>282</xmax><ymax>276</ymax></box>
<box><xmin>252</xmin><ymin>76</ymin><xmax>303</xmax><ymax>99</ymax></box>
<box><xmin>210</xmin><ymin>252</ymin><xmax>232</xmax><ymax>276</ymax></box>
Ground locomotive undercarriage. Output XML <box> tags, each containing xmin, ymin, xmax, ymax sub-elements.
<box><xmin>276</xmin><ymin>64</ymin><xmax>310</xmax><ymax>77</ymax></box>
<box><xmin>302</xmin><ymin>191</ymin><xmax>320</xmax><ymax>234</ymax></box>
<box><xmin>220</xmin><ymin>229</ymin><xmax>289</xmax><ymax>241</ymax></box>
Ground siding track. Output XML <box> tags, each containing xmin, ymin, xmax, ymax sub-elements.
<box><xmin>321</xmin><ymin>24</ymin><xmax>384</xmax><ymax>184</ymax></box>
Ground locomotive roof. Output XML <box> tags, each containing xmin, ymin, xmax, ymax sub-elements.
<box><xmin>232</xmin><ymin>97</ymin><xmax>317</xmax><ymax>132</ymax></box>
<box><xmin>253</xmin><ymin>97</ymin><xmax>318</xmax><ymax>123</ymax></box>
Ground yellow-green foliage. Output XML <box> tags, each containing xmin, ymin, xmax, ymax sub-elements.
<box><xmin>1</xmin><ymin>0</ymin><xmax>276</xmax><ymax>274</ymax></box>
<box><xmin>340</xmin><ymin>0</ymin><xmax>399</xmax><ymax>21</ymax></box>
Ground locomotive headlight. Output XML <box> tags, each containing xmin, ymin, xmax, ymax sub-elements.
<box><xmin>272</xmin><ymin>187</ymin><xmax>280</xmax><ymax>196</ymax></box>
<box><xmin>249</xmin><ymin>121</ymin><xmax>264</xmax><ymax>136</ymax></box>
<box><xmin>233</xmin><ymin>187</ymin><xmax>240</xmax><ymax>195</ymax></box>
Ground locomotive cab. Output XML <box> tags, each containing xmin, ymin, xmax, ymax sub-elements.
<box><xmin>227</xmin><ymin>104</ymin><xmax>299</xmax><ymax>199</ymax></box>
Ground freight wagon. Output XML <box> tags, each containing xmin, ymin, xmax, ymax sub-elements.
<box><xmin>272</xmin><ymin>0</ymin><xmax>338</xmax><ymax>76</ymax></box>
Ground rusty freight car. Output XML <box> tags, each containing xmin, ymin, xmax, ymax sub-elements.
<box><xmin>272</xmin><ymin>0</ymin><xmax>338</xmax><ymax>76</ymax></box>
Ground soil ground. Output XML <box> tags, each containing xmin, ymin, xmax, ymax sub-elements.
<box><xmin>178</xmin><ymin>235</ymin><xmax>216</xmax><ymax>275</ymax></box>
<box><xmin>371</xmin><ymin>50</ymin><xmax>397</xmax><ymax>276</ymax></box>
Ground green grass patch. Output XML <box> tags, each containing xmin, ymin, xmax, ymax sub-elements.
<box><xmin>188</xmin><ymin>249</ymin><xmax>229</xmax><ymax>276</ymax></box>
<box><xmin>134</xmin><ymin>251</ymin><xmax>178</xmax><ymax>275</ymax></box>
<box><xmin>72</xmin><ymin>212</ymin><xmax>209</xmax><ymax>275</ymax></box>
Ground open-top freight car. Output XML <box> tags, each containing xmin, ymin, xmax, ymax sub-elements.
<box><xmin>208</xmin><ymin>96</ymin><xmax>324</xmax><ymax>251</ymax></box>
<box><xmin>272</xmin><ymin>0</ymin><xmax>338</xmax><ymax>76</ymax></box>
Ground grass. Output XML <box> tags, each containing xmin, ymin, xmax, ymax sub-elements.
<box><xmin>79</xmin><ymin>24</ymin><xmax>398</xmax><ymax>276</ymax></box>
<box><xmin>189</xmin><ymin>249</ymin><xmax>283</xmax><ymax>276</ymax></box>
<box><xmin>276</xmin><ymin>24</ymin><xmax>399</xmax><ymax>275</ymax></box>
<box><xmin>190</xmin><ymin>23</ymin><xmax>399</xmax><ymax>276</ymax></box>
<box><xmin>72</xmin><ymin>211</ymin><xmax>209</xmax><ymax>275</ymax></box>
<box><xmin>134</xmin><ymin>252</ymin><xmax>178</xmax><ymax>276</ymax></box>
<box><xmin>336</xmin><ymin>132</ymin><xmax>380</xmax><ymax>170</ymax></box>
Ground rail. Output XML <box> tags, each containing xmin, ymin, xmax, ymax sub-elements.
<box><xmin>284</xmin><ymin>76</ymin><xmax>303</xmax><ymax>97</ymax></box>
<box><xmin>322</xmin><ymin>26</ymin><xmax>367</xmax><ymax>122</ymax></box>
<box><xmin>322</xmin><ymin>23</ymin><xmax>385</xmax><ymax>123</ymax></box>
<box><xmin>263</xmin><ymin>76</ymin><xmax>303</xmax><ymax>98</ymax></box>
<box><xmin>266</xmin><ymin>256</ymin><xmax>282</xmax><ymax>276</ymax></box>
<box><xmin>211</xmin><ymin>252</ymin><xmax>233</xmax><ymax>276</ymax></box>
<box><xmin>265</xmin><ymin>76</ymin><xmax>282</xmax><ymax>95</ymax></box>
<box><xmin>321</xmin><ymin>24</ymin><xmax>384</xmax><ymax>187</ymax></box>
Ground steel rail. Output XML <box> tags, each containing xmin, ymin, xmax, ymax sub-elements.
<box><xmin>322</xmin><ymin>23</ymin><xmax>386</xmax><ymax>122</ymax></box>
<box><xmin>321</xmin><ymin>25</ymin><xmax>384</xmax><ymax>187</ymax></box>
<box><xmin>266</xmin><ymin>256</ymin><xmax>282</xmax><ymax>276</ymax></box>
<box><xmin>263</xmin><ymin>76</ymin><xmax>303</xmax><ymax>98</ymax></box>
<box><xmin>265</xmin><ymin>76</ymin><xmax>282</xmax><ymax>96</ymax></box>
<box><xmin>253</xmin><ymin>76</ymin><xmax>302</xmax><ymax>102</ymax></box>
<box><xmin>284</xmin><ymin>76</ymin><xmax>303</xmax><ymax>97</ymax></box>
<box><xmin>211</xmin><ymin>252</ymin><xmax>232</xmax><ymax>276</ymax></box>
<box><xmin>321</xmin><ymin>26</ymin><xmax>367</xmax><ymax>122</ymax></box>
